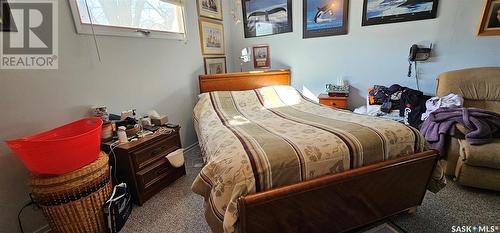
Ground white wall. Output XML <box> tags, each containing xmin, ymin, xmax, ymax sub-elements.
<box><xmin>0</xmin><ymin>0</ymin><xmax>233</xmax><ymax>231</ymax></box>
<box><xmin>226</xmin><ymin>0</ymin><xmax>500</xmax><ymax>108</ymax></box>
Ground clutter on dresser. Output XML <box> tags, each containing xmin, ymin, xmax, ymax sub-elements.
<box><xmin>94</xmin><ymin>107</ymin><xmax>173</xmax><ymax>145</ymax></box>
<box><xmin>92</xmin><ymin>105</ymin><xmax>110</xmax><ymax>122</ymax></box>
<box><xmin>320</xmin><ymin>78</ymin><xmax>350</xmax><ymax>109</ymax></box>
<box><xmin>326</xmin><ymin>77</ymin><xmax>350</xmax><ymax>97</ymax></box>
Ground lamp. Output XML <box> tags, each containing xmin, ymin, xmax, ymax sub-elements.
<box><xmin>240</xmin><ymin>47</ymin><xmax>252</xmax><ymax>72</ymax></box>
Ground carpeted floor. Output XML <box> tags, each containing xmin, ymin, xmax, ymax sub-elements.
<box><xmin>122</xmin><ymin>146</ymin><xmax>500</xmax><ymax>233</ymax></box>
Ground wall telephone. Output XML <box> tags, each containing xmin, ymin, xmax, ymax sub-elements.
<box><xmin>407</xmin><ymin>44</ymin><xmax>432</xmax><ymax>90</ymax></box>
<box><xmin>408</xmin><ymin>44</ymin><xmax>432</xmax><ymax>62</ymax></box>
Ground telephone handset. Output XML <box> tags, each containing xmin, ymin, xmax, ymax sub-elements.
<box><xmin>408</xmin><ymin>44</ymin><xmax>431</xmax><ymax>62</ymax></box>
<box><xmin>408</xmin><ymin>44</ymin><xmax>419</xmax><ymax>62</ymax></box>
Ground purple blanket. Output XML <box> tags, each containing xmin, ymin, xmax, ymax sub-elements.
<box><xmin>420</xmin><ymin>107</ymin><xmax>500</xmax><ymax>153</ymax></box>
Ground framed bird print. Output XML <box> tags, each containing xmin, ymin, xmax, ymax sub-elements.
<box><xmin>303</xmin><ymin>0</ymin><xmax>349</xmax><ymax>38</ymax></box>
<box><xmin>242</xmin><ymin>0</ymin><xmax>293</xmax><ymax>38</ymax></box>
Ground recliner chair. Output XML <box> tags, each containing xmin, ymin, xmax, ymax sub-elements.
<box><xmin>436</xmin><ymin>67</ymin><xmax>500</xmax><ymax>191</ymax></box>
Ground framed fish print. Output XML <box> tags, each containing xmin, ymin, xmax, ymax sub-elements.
<box><xmin>253</xmin><ymin>45</ymin><xmax>270</xmax><ymax>69</ymax></box>
<box><xmin>477</xmin><ymin>0</ymin><xmax>500</xmax><ymax>36</ymax></box>
<box><xmin>204</xmin><ymin>57</ymin><xmax>227</xmax><ymax>74</ymax></box>
<box><xmin>197</xmin><ymin>0</ymin><xmax>223</xmax><ymax>20</ymax></box>
<box><xmin>362</xmin><ymin>0</ymin><xmax>439</xmax><ymax>26</ymax></box>
<box><xmin>303</xmin><ymin>0</ymin><xmax>349</xmax><ymax>38</ymax></box>
<box><xmin>242</xmin><ymin>0</ymin><xmax>293</xmax><ymax>38</ymax></box>
<box><xmin>198</xmin><ymin>18</ymin><xmax>225</xmax><ymax>55</ymax></box>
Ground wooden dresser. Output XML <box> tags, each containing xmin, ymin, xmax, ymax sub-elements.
<box><xmin>101</xmin><ymin>127</ymin><xmax>186</xmax><ymax>205</ymax></box>
<box><xmin>318</xmin><ymin>94</ymin><xmax>349</xmax><ymax>110</ymax></box>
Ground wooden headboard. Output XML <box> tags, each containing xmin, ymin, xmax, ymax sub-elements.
<box><xmin>199</xmin><ymin>70</ymin><xmax>291</xmax><ymax>93</ymax></box>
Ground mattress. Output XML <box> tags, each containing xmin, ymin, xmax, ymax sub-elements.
<box><xmin>191</xmin><ymin>85</ymin><xmax>427</xmax><ymax>233</ymax></box>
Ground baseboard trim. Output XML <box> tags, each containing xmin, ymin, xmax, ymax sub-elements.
<box><xmin>184</xmin><ymin>142</ymin><xmax>199</xmax><ymax>152</ymax></box>
<box><xmin>32</xmin><ymin>224</ymin><xmax>50</xmax><ymax>233</ymax></box>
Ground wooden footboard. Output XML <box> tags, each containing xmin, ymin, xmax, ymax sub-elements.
<box><xmin>237</xmin><ymin>150</ymin><xmax>439</xmax><ymax>233</ymax></box>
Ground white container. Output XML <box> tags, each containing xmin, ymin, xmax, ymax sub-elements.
<box><xmin>117</xmin><ymin>126</ymin><xmax>128</xmax><ymax>143</ymax></box>
<box><xmin>166</xmin><ymin>149</ymin><xmax>184</xmax><ymax>168</ymax></box>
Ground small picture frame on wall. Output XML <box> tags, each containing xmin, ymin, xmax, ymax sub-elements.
<box><xmin>199</xmin><ymin>18</ymin><xmax>225</xmax><ymax>55</ymax></box>
<box><xmin>477</xmin><ymin>0</ymin><xmax>500</xmax><ymax>36</ymax></box>
<box><xmin>253</xmin><ymin>45</ymin><xmax>270</xmax><ymax>69</ymax></box>
<box><xmin>197</xmin><ymin>0</ymin><xmax>223</xmax><ymax>20</ymax></box>
<box><xmin>303</xmin><ymin>0</ymin><xmax>349</xmax><ymax>38</ymax></box>
<box><xmin>204</xmin><ymin>57</ymin><xmax>227</xmax><ymax>74</ymax></box>
<box><xmin>362</xmin><ymin>0</ymin><xmax>439</xmax><ymax>26</ymax></box>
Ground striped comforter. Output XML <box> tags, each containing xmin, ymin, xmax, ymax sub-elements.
<box><xmin>191</xmin><ymin>86</ymin><xmax>427</xmax><ymax>233</ymax></box>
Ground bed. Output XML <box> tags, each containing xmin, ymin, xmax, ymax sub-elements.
<box><xmin>192</xmin><ymin>70</ymin><xmax>441</xmax><ymax>233</ymax></box>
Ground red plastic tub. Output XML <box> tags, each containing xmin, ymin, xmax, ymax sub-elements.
<box><xmin>6</xmin><ymin>118</ymin><xmax>103</xmax><ymax>175</ymax></box>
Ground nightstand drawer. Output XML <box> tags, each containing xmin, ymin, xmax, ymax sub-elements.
<box><xmin>136</xmin><ymin>159</ymin><xmax>176</xmax><ymax>191</ymax></box>
<box><xmin>131</xmin><ymin>135</ymin><xmax>180</xmax><ymax>171</ymax></box>
<box><xmin>319</xmin><ymin>99</ymin><xmax>348</xmax><ymax>109</ymax></box>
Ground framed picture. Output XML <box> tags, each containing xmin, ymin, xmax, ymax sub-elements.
<box><xmin>204</xmin><ymin>57</ymin><xmax>227</xmax><ymax>74</ymax></box>
<box><xmin>362</xmin><ymin>0</ymin><xmax>439</xmax><ymax>26</ymax></box>
<box><xmin>478</xmin><ymin>0</ymin><xmax>500</xmax><ymax>36</ymax></box>
<box><xmin>303</xmin><ymin>0</ymin><xmax>349</xmax><ymax>38</ymax></box>
<box><xmin>197</xmin><ymin>0</ymin><xmax>223</xmax><ymax>20</ymax></box>
<box><xmin>242</xmin><ymin>0</ymin><xmax>293</xmax><ymax>38</ymax></box>
<box><xmin>253</xmin><ymin>45</ymin><xmax>270</xmax><ymax>69</ymax></box>
<box><xmin>198</xmin><ymin>18</ymin><xmax>225</xmax><ymax>55</ymax></box>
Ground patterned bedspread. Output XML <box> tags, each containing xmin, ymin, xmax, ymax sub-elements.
<box><xmin>191</xmin><ymin>86</ymin><xmax>427</xmax><ymax>233</ymax></box>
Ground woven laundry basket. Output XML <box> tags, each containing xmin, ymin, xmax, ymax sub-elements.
<box><xmin>30</xmin><ymin>152</ymin><xmax>112</xmax><ymax>233</ymax></box>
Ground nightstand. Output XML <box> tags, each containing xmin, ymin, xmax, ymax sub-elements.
<box><xmin>318</xmin><ymin>94</ymin><xmax>349</xmax><ymax>110</ymax></box>
<box><xmin>101</xmin><ymin>127</ymin><xmax>186</xmax><ymax>205</ymax></box>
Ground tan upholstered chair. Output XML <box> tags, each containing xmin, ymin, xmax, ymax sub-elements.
<box><xmin>436</xmin><ymin>67</ymin><xmax>500</xmax><ymax>191</ymax></box>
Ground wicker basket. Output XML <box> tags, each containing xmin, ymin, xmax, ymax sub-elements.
<box><xmin>30</xmin><ymin>152</ymin><xmax>112</xmax><ymax>233</ymax></box>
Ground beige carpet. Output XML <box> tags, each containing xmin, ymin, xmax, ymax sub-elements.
<box><xmin>122</xmin><ymin>146</ymin><xmax>500</xmax><ymax>233</ymax></box>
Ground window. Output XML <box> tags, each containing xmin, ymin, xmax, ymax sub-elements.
<box><xmin>69</xmin><ymin>0</ymin><xmax>185</xmax><ymax>40</ymax></box>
